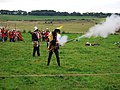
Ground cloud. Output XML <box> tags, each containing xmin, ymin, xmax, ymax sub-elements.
<box><xmin>0</xmin><ymin>0</ymin><xmax>119</xmax><ymax>13</ymax></box>
<box><xmin>0</xmin><ymin>0</ymin><xmax>15</xmax><ymax>3</ymax></box>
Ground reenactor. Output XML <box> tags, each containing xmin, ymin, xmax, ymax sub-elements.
<box><xmin>12</xmin><ymin>30</ymin><xmax>16</xmax><ymax>42</ymax></box>
<box><xmin>32</xmin><ymin>27</ymin><xmax>40</xmax><ymax>56</ymax></box>
<box><xmin>41</xmin><ymin>30</ymin><xmax>45</xmax><ymax>41</ymax></box>
<box><xmin>9</xmin><ymin>30</ymin><xmax>14</xmax><ymax>42</ymax></box>
<box><xmin>45</xmin><ymin>28</ymin><xmax>50</xmax><ymax>47</ymax></box>
<box><xmin>47</xmin><ymin>29</ymin><xmax>60</xmax><ymax>66</ymax></box>
<box><xmin>18</xmin><ymin>31</ymin><xmax>24</xmax><ymax>41</ymax></box>
<box><xmin>3</xmin><ymin>29</ymin><xmax>8</xmax><ymax>41</ymax></box>
<box><xmin>1</xmin><ymin>28</ymin><xmax>5</xmax><ymax>42</ymax></box>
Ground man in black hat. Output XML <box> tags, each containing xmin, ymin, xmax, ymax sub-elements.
<box><xmin>47</xmin><ymin>29</ymin><xmax>60</xmax><ymax>66</ymax></box>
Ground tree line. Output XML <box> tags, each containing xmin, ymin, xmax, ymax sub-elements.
<box><xmin>0</xmin><ymin>10</ymin><xmax>119</xmax><ymax>17</ymax></box>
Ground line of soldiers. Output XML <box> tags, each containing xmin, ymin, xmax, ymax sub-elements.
<box><xmin>32</xmin><ymin>26</ymin><xmax>61</xmax><ymax>66</ymax></box>
<box><xmin>0</xmin><ymin>27</ymin><xmax>23</xmax><ymax>42</ymax></box>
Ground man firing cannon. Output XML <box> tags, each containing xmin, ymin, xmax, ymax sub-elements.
<box><xmin>47</xmin><ymin>28</ymin><xmax>61</xmax><ymax>66</ymax></box>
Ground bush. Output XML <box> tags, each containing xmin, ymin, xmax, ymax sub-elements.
<box><xmin>28</xmin><ymin>30</ymin><xmax>32</xmax><ymax>33</ymax></box>
<box><xmin>23</xmin><ymin>30</ymin><xmax>26</xmax><ymax>33</ymax></box>
<box><xmin>62</xmin><ymin>31</ymin><xmax>66</xmax><ymax>34</ymax></box>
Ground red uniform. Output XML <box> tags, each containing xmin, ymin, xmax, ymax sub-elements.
<box><xmin>17</xmin><ymin>31</ymin><xmax>24</xmax><ymax>41</ymax></box>
<box><xmin>1</xmin><ymin>28</ymin><xmax>5</xmax><ymax>42</ymax></box>
<box><xmin>1</xmin><ymin>29</ymin><xmax>5</xmax><ymax>38</ymax></box>
<box><xmin>45</xmin><ymin>31</ymin><xmax>49</xmax><ymax>41</ymax></box>
<box><xmin>9</xmin><ymin>31</ymin><xmax>14</xmax><ymax>42</ymax></box>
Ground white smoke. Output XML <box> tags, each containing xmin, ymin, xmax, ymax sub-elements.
<box><xmin>57</xmin><ymin>34</ymin><xmax>68</xmax><ymax>46</ymax></box>
<box><xmin>78</xmin><ymin>14</ymin><xmax>120</xmax><ymax>39</ymax></box>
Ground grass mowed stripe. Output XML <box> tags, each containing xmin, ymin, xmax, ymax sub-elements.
<box><xmin>0</xmin><ymin>73</ymin><xmax>120</xmax><ymax>77</ymax></box>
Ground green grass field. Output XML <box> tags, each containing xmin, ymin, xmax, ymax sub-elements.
<box><xmin>0</xmin><ymin>16</ymin><xmax>120</xmax><ymax>90</ymax></box>
<box><xmin>0</xmin><ymin>33</ymin><xmax>120</xmax><ymax>90</ymax></box>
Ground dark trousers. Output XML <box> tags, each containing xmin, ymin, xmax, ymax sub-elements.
<box><xmin>47</xmin><ymin>49</ymin><xmax>60</xmax><ymax>66</ymax></box>
<box><xmin>10</xmin><ymin>38</ymin><xmax>13</xmax><ymax>42</ymax></box>
<box><xmin>33</xmin><ymin>46</ymin><xmax>40</xmax><ymax>56</ymax></box>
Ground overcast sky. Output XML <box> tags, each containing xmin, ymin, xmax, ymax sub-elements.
<box><xmin>0</xmin><ymin>0</ymin><xmax>120</xmax><ymax>13</ymax></box>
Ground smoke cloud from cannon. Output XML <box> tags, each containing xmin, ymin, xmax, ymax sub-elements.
<box><xmin>58</xmin><ymin>14</ymin><xmax>120</xmax><ymax>45</ymax></box>
<box><xmin>77</xmin><ymin>14</ymin><xmax>120</xmax><ymax>40</ymax></box>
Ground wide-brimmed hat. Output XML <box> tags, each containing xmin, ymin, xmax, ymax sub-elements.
<box><xmin>34</xmin><ymin>26</ymin><xmax>38</xmax><ymax>32</ymax></box>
